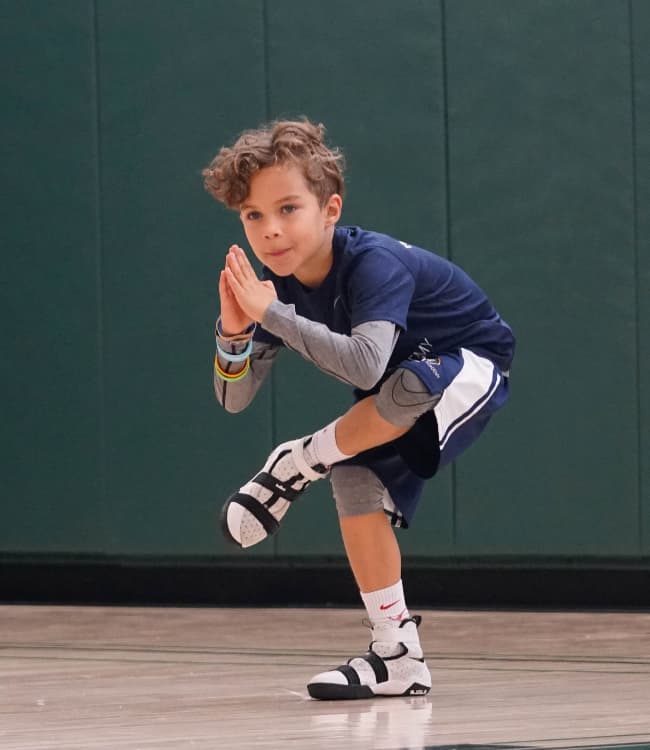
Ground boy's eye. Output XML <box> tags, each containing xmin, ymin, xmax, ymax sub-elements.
<box><xmin>245</xmin><ymin>210</ymin><xmax>261</xmax><ymax>221</ymax></box>
<box><xmin>281</xmin><ymin>204</ymin><xmax>297</xmax><ymax>214</ymax></box>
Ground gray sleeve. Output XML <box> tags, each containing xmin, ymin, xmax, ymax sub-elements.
<box><xmin>214</xmin><ymin>340</ymin><xmax>280</xmax><ymax>414</ymax></box>
<box><xmin>261</xmin><ymin>300</ymin><xmax>399</xmax><ymax>390</ymax></box>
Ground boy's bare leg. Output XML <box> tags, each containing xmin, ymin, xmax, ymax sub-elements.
<box><xmin>308</xmin><ymin>508</ymin><xmax>431</xmax><ymax>699</ymax></box>
<box><xmin>320</xmin><ymin>400</ymin><xmax>409</xmax><ymax>586</ymax></box>
<box><xmin>334</xmin><ymin>396</ymin><xmax>409</xmax><ymax>456</ymax></box>
<box><xmin>339</xmin><ymin>510</ymin><xmax>401</xmax><ymax>592</ymax></box>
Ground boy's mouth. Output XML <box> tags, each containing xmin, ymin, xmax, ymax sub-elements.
<box><xmin>267</xmin><ymin>247</ymin><xmax>291</xmax><ymax>258</ymax></box>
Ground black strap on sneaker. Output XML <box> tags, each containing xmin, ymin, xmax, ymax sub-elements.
<box><xmin>229</xmin><ymin>493</ymin><xmax>280</xmax><ymax>536</ymax></box>
<box><xmin>253</xmin><ymin>471</ymin><xmax>304</xmax><ymax>503</ymax></box>
<box><xmin>380</xmin><ymin>643</ymin><xmax>409</xmax><ymax>661</ymax></box>
<box><xmin>336</xmin><ymin>664</ymin><xmax>360</xmax><ymax>685</ymax></box>
<box><xmin>361</xmin><ymin>650</ymin><xmax>389</xmax><ymax>684</ymax></box>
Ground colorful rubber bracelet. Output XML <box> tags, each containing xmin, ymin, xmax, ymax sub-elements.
<box><xmin>216</xmin><ymin>338</ymin><xmax>253</xmax><ymax>362</ymax></box>
<box><xmin>214</xmin><ymin>355</ymin><xmax>250</xmax><ymax>381</ymax></box>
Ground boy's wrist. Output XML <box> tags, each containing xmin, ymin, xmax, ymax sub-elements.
<box><xmin>216</xmin><ymin>317</ymin><xmax>256</xmax><ymax>343</ymax></box>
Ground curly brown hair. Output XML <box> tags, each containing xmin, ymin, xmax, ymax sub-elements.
<box><xmin>202</xmin><ymin>119</ymin><xmax>345</xmax><ymax>209</ymax></box>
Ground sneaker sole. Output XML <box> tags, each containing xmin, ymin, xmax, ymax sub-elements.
<box><xmin>307</xmin><ymin>681</ymin><xmax>430</xmax><ymax>701</ymax></box>
<box><xmin>218</xmin><ymin>499</ymin><xmax>241</xmax><ymax>548</ymax></box>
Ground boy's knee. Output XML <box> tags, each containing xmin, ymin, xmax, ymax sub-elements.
<box><xmin>375</xmin><ymin>367</ymin><xmax>441</xmax><ymax>428</ymax></box>
<box><xmin>331</xmin><ymin>465</ymin><xmax>386</xmax><ymax>517</ymax></box>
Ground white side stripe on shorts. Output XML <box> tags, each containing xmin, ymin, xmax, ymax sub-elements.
<box><xmin>435</xmin><ymin>348</ymin><xmax>501</xmax><ymax>451</ymax></box>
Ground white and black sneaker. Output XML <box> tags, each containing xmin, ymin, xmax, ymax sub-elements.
<box><xmin>307</xmin><ymin>616</ymin><xmax>432</xmax><ymax>700</ymax></box>
<box><xmin>220</xmin><ymin>438</ymin><xmax>328</xmax><ymax>548</ymax></box>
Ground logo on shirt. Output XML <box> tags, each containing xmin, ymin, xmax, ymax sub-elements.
<box><xmin>409</xmin><ymin>338</ymin><xmax>434</xmax><ymax>360</ymax></box>
<box><xmin>426</xmin><ymin>359</ymin><xmax>441</xmax><ymax>378</ymax></box>
<box><xmin>409</xmin><ymin>340</ymin><xmax>441</xmax><ymax>377</ymax></box>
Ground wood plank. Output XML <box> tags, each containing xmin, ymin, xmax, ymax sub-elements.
<box><xmin>0</xmin><ymin>606</ymin><xmax>649</xmax><ymax>749</ymax></box>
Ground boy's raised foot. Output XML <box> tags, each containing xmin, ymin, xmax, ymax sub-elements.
<box><xmin>220</xmin><ymin>438</ymin><xmax>328</xmax><ymax>548</ymax></box>
<box><xmin>307</xmin><ymin>616</ymin><xmax>432</xmax><ymax>700</ymax></box>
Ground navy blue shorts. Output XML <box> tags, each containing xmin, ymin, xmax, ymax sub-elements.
<box><xmin>347</xmin><ymin>348</ymin><xmax>510</xmax><ymax>527</ymax></box>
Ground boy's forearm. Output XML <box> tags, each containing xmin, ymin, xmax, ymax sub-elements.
<box><xmin>214</xmin><ymin>342</ymin><xmax>279</xmax><ymax>413</ymax></box>
<box><xmin>261</xmin><ymin>300</ymin><xmax>397</xmax><ymax>390</ymax></box>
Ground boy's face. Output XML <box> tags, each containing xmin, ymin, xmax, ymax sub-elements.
<box><xmin>239</xmin><ymin>163</ymin><xmax>341</xmax><ymax>287</ymax></box>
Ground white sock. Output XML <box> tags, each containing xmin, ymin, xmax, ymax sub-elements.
<box><xmin>303</xmin><ymin>419</ymin><xmax>354</xmax><ymax>468</ymax></box>
<box><xmin>361</xmin><ymin>579</ymin><xmax>410</xmax><ymax>626</ymax></box>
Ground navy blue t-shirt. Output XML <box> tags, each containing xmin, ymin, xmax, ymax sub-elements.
<box><xmin>255</xmin><ymin>225</ymin><xmax>515</xmax><ymax>374</ymax></box>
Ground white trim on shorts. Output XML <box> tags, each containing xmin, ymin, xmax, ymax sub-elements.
<box><xmin>434</xmin><ymin>348</ymin><xmax>502</xmax><ymax>451</ymax></box>
<box><xmin>382</xmin><ymin>492</ymin><xmax>406</xmax><ymax>528</ymax></box>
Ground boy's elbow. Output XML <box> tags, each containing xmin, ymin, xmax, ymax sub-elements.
<box><xmin>356</xmin><ymin>376</ymin><xmax>379</xmax><ymax>391</ymax></box>
<box><xmin>216</xmin><ymin>394</ymin><xmax>248</xmax><ymax>414</ymax></box>
<box><xmin>349</xmin><ymin>341</ymin><xmax>389</xmax><ymax>390</ymax></box>
<box><xmin>223</xmin><ymin>400</ymin><xmax>248</xmax><ymax>414</ymax></box>
<box><xmin>216</xmin><ymin>389</ymin><xmax>255</xmax><ymax>414</ymax></box>
<box><xmin>353</xmin><ymin>367</ymin><xmax>383</xmax><ymax>391</ymax></box>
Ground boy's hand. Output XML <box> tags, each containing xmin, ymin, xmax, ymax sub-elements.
<box><xmin>224</xmin><ymin>245</ymin><xmax>277</xmax><ymax>323</ymax></box>
<box><xmin>219</xmin><ymin>260</ymin><xmax>253</xmax><ymax>336</ymax></box>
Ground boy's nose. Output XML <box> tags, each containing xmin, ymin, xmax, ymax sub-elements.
<box><xmin>264</xmin><ymin>225</ymin><xmax>280</xmax><ymax>239</ymax></box>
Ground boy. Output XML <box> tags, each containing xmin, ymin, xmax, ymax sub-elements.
<box><xmin>203</xmin><ymin>119</ymin><xmax>514</xmax><ymax>701</ymax></box>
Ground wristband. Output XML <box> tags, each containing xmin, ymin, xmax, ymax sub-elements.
<box><xmin>216</xmin><ymin>317</ymin><xmax>256</xmax><ymax>343</ymax></box>
<box><xmin>216</xmin><ymin>338</ymin><xmax>253</xmax><ymax>362</ymax></box>
<box><xmin>214</xmin><ymin>355</ymin><xmax>250</xmax><ymax>382</ymax></box>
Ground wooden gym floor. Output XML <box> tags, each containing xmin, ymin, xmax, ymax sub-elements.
<box><xmin>1</xmin><ymin>605</ymin><xmax>649</xmax><ymax>749</ymax></box>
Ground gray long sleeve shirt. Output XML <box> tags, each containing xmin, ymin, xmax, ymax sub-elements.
<box><xmin>215</xmin><ymin>300</ymin><xmax>398</xmax><ymax>413</ymax></box>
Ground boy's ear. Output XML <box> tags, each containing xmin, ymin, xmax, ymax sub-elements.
<box><xmin>325</xmin><ymin>193</ymin><xmax>343</xmax><ymax>225</ymax></box>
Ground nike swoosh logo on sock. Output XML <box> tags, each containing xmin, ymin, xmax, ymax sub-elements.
<box><xmin>379</xmin><ymin>600</ymin><xmax>400</xmax><ymax>611</ymax></box>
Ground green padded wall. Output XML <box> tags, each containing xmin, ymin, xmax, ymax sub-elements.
<box><xmin>96</xmin><ymin>0</ymin><xmax>272</xmax><ymax>555</ymax></box>
<box><xmin>0</xmin><ymin>1</ymin><xmax>107</xmax><ymax>552</ymax></box>
<box><xmin>1</xmin><ymin>0</ymin><xmax>648</xmax><ymax>566</ymax></box>
<box><xmin>633</xmin><ymin>0</ymin><xmax>650</xmax><ymax>553</ymax></box>
<box><xmin>446</xmin><ymin>0</ymin><xmax>639</xmax><ymax>554</ymax></box>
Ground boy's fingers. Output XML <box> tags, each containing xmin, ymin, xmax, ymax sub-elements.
<box><xmin>224</xmin><ymin>267</ymin><xmax>242</xmax><ymax>291</ymax></box>
<box><xmin>228</xmin><ymin>245</ymin><xmax>253</xmax><ymax>277</ymax></box>
<box><xmin>235</xmin><ymin>246</ymin><xmax>255</xmax><ymax>275</ymax></box>
<box><xmin>225</xmin><ymin>253</ymin><xmax>242</xmax><ymax>279</ymax></box>
<box><xmin>220</xmin><ymin>269</ymin><xmax>233</xmax><ymax>290</ymax></box>
<box><xmin>219</xmin><ymin>271</ymin><xmax>233</xmax><ymax>298</ymax></box>
<box><xmin>228</xmin><ymin>251</ymin><xmax>255</xmax><ymax>284</ymax></box>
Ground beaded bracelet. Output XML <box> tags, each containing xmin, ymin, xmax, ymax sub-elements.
<box><xmin>216</xmin><ymin>338</ymin><xmax>253</xmax><ymax>363</ymax></box>
<box><xmin>214</xmin><ymin>354</ymin><xmax>250</xmax><ymax>382</ymax></box>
